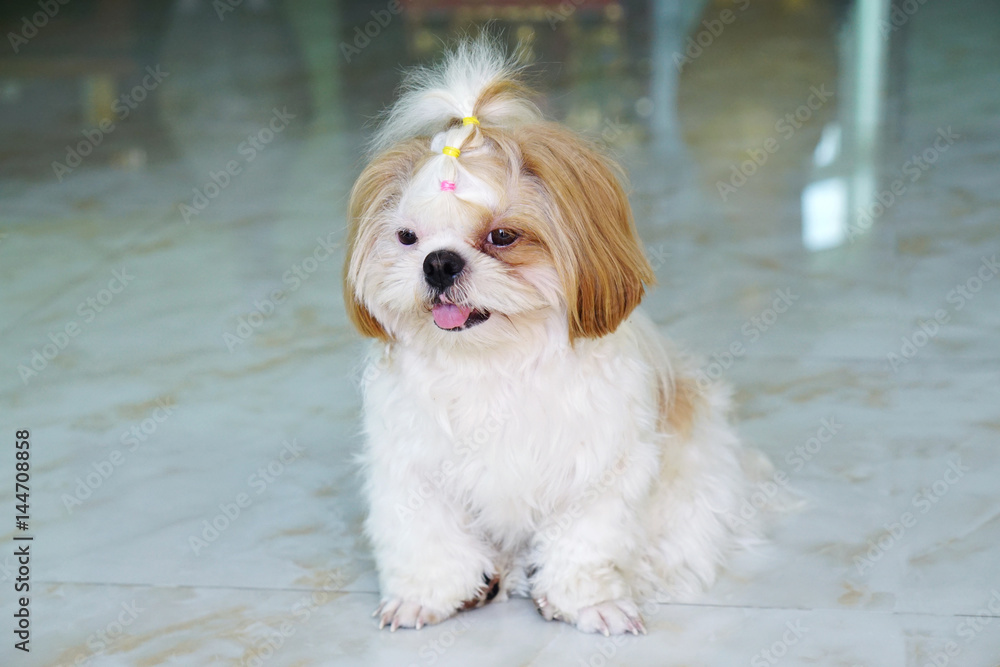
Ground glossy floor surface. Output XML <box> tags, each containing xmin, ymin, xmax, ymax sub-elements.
<box><xmin>2</xmin><ymin>0</ymin><xmax>999</xmax><ymax>665</ymax></box>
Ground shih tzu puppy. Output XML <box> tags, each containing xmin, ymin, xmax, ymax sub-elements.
<box><xmin>344</xmin><ymin>38</ymin><xmax>770</xmax><ymax>635</ymax></box>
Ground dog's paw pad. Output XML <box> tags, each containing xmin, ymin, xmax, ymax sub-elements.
<box><xmin>576</xmin><ymin>599</ymin><xmax>646</xmax><ymax>636</ymax></box>
<box><xmin>461</xmin><ymin>572</ymin><xmax>501</xmax><ymax>610</ymax></box>
<box><xmin>374</xmin><ymin>598</ymin><xmax>448</xmax><ymax>631</ymax></box>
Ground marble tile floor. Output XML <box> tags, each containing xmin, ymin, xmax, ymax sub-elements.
<box><xmin>1</xmin><ymin>0</ymin><xmax>999</xmax><ymax>665</ymax></box>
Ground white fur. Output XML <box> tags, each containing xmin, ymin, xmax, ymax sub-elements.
<box><xmin>358</xmin><ymin>310</ymin><xmax>763</xmax><ymax>631</ymax></box>
<box><xmin>370</xmin><ymin>36</ymin><xmax>540</xmax><ymax>155</ymax></box>
<box><xmin>350</xmin><ymin>39</ymin><xmax>768</xmax><ymax>635</ymax></box>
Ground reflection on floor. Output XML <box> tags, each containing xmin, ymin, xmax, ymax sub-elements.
<box><xmin>1</xmin><ymin>0</ymin><xmax>999</xmax><ymax>664</ymax></box>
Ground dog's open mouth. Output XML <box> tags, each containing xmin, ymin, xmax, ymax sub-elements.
<box><xmin>431</xmin><ymin>302</ymin><xmax>491</xmax><ymax>331</ymax></box>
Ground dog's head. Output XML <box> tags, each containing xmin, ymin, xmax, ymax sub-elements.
<box><xmin>344</xmin><ymin>39</ymin><xmax>653</xmax><ymax>351</ymax></box>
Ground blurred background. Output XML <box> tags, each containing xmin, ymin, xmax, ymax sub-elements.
<box><xmin>1</xmin><ymin>1</ymin><xmax>999</xmax><ymax>665</ymax></box>
<box><xmin>0</xmin><ymin>0</ymin><xmax>900</xmax><ymax>248</ymax></box>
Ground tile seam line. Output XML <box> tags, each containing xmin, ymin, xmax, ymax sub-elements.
<box><xmin>30</xmin><ymin>581</ymin><xmax>1000</xmax><ymax>619</ymax></box>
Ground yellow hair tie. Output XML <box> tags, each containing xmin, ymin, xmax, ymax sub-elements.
<box><xmin>442</xmin><ymin>146</ymin><xmax>461</xmax><ymax>158</ymax></box>
<box><xmin>462</xmin><ymin>116</ymin><xmax>480</xmax><ymax>126</ymax></box>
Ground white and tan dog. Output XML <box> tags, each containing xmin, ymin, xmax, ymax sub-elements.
<box><xmin>344</xmin><ymin>38</ymin><xmax>769</xmax><ymax>635</ymax></box>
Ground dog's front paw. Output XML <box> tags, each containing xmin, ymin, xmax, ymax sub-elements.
<box><xmin>535</xmin><ymin>597</ymin><xmax>646</xmax><ymax>636</ymax></box>
<box><xmin>576</xmin><ymin>599</ymin><xmax>646</xmax><ymax>636</ymax></box>
<box><xmin>374</xmin><ymin>598</ymin><xmax>454</xmax><ymax>631</ymax></box>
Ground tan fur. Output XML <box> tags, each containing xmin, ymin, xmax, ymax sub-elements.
<box><xmin>663</xmin><ymin>375</ymin><xmax>703</xmax><ymax>441</ymax></box>
<box><xmin>346</xmin><ymin>80</ymin><xmax>655</xmax><ymax>343</ymax></box>
<box><xmin>344</xmin><ymin>138</ymin><xmax>429</xmax><ymax>340</ymax></box>
<box><xmin>514</xmin><ymin>123</ymin><xmax>655</xmax><ymax>340</ymax></box>
<box><xmin>475</xmin><ymin>78</ymin><xmax>537</xmax><ymax>119</ymax></box>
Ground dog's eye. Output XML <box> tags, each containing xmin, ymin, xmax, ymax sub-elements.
<box><xmin>487</xmin><ymin>228</ymin><xmax>518</xmax><ymax>247</ymax></box>
<box><xmin>397</xmin><ymin>229</ymin><xmax>418</xmax><ymax>246</ymax></box>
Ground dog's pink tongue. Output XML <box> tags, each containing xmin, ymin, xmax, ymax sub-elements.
<box><xmin>432</xmin><ymin>303</ymin><xmax>472</xmax><ymax>329</ymax></box>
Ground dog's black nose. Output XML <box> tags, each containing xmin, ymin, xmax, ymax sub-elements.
<box><xmin>423</xmin><ymin>250</ymin><xmax>465</xmax><ymax>291</ymax></box>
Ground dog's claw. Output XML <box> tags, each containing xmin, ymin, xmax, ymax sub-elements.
<box><xmin>596</xmin><ymin>610</ymin><xmax>610</xmax><ymax>637</ymax></box>
<box><xmin>626</xmin><ymin>616</ymin><xmax>644</xmax><ymax>635</ymax></box>
<box><xmin>576</xmin><ymin>599</ymin><xmax>646</xmax><ymax>636</ymax></box>
<box><xmin>374</xmin><ymin>598</ymin><xmax>450</xmax><ymax>631</ymax></box>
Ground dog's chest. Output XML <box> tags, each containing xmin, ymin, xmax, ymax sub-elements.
<box><xmin>413</xmin><ymin>352</ymin><xmax>643</xmax><ymax>520</ymax></box>
<box><xmin>427</xmin><ymin>370</ymin><xmax>578</xmax><ymax>527</ymax></box>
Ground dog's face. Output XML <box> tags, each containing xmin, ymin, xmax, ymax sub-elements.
<box><xmin>345</xmin><ymin>115</ymin><xmax>654</xmax><ymax>351</ymax></box>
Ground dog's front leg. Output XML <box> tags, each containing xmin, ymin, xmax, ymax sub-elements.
<box><xmin>365</xmin><ymin>458</ymin><xmax>494</xmax><ymax>631</ymax></box>
<box><xmin>530</xmin><ymin>492</ymin><xmax>647</xmax><ymax>636</ymax></box>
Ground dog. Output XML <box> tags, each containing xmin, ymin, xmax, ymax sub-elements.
<box><xmin>344</xmin><ymin>38</ymin><xmax>770</xmax><ymax>635</ymax></box>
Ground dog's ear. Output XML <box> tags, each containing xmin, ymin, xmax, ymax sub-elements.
<box><xmin>518</xmin><ymin>123</ymin><xmax>654</xmax><ymax>340</ymax></box>
<box><xmin>344</xmin><ymin>140</ymin><xmax>427</xmax><ymax>341</ymax></box>
<box><xmin>342</xmin><ymin>277</ymin><xmax>388</xmax><ymax>341</ymax></box>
